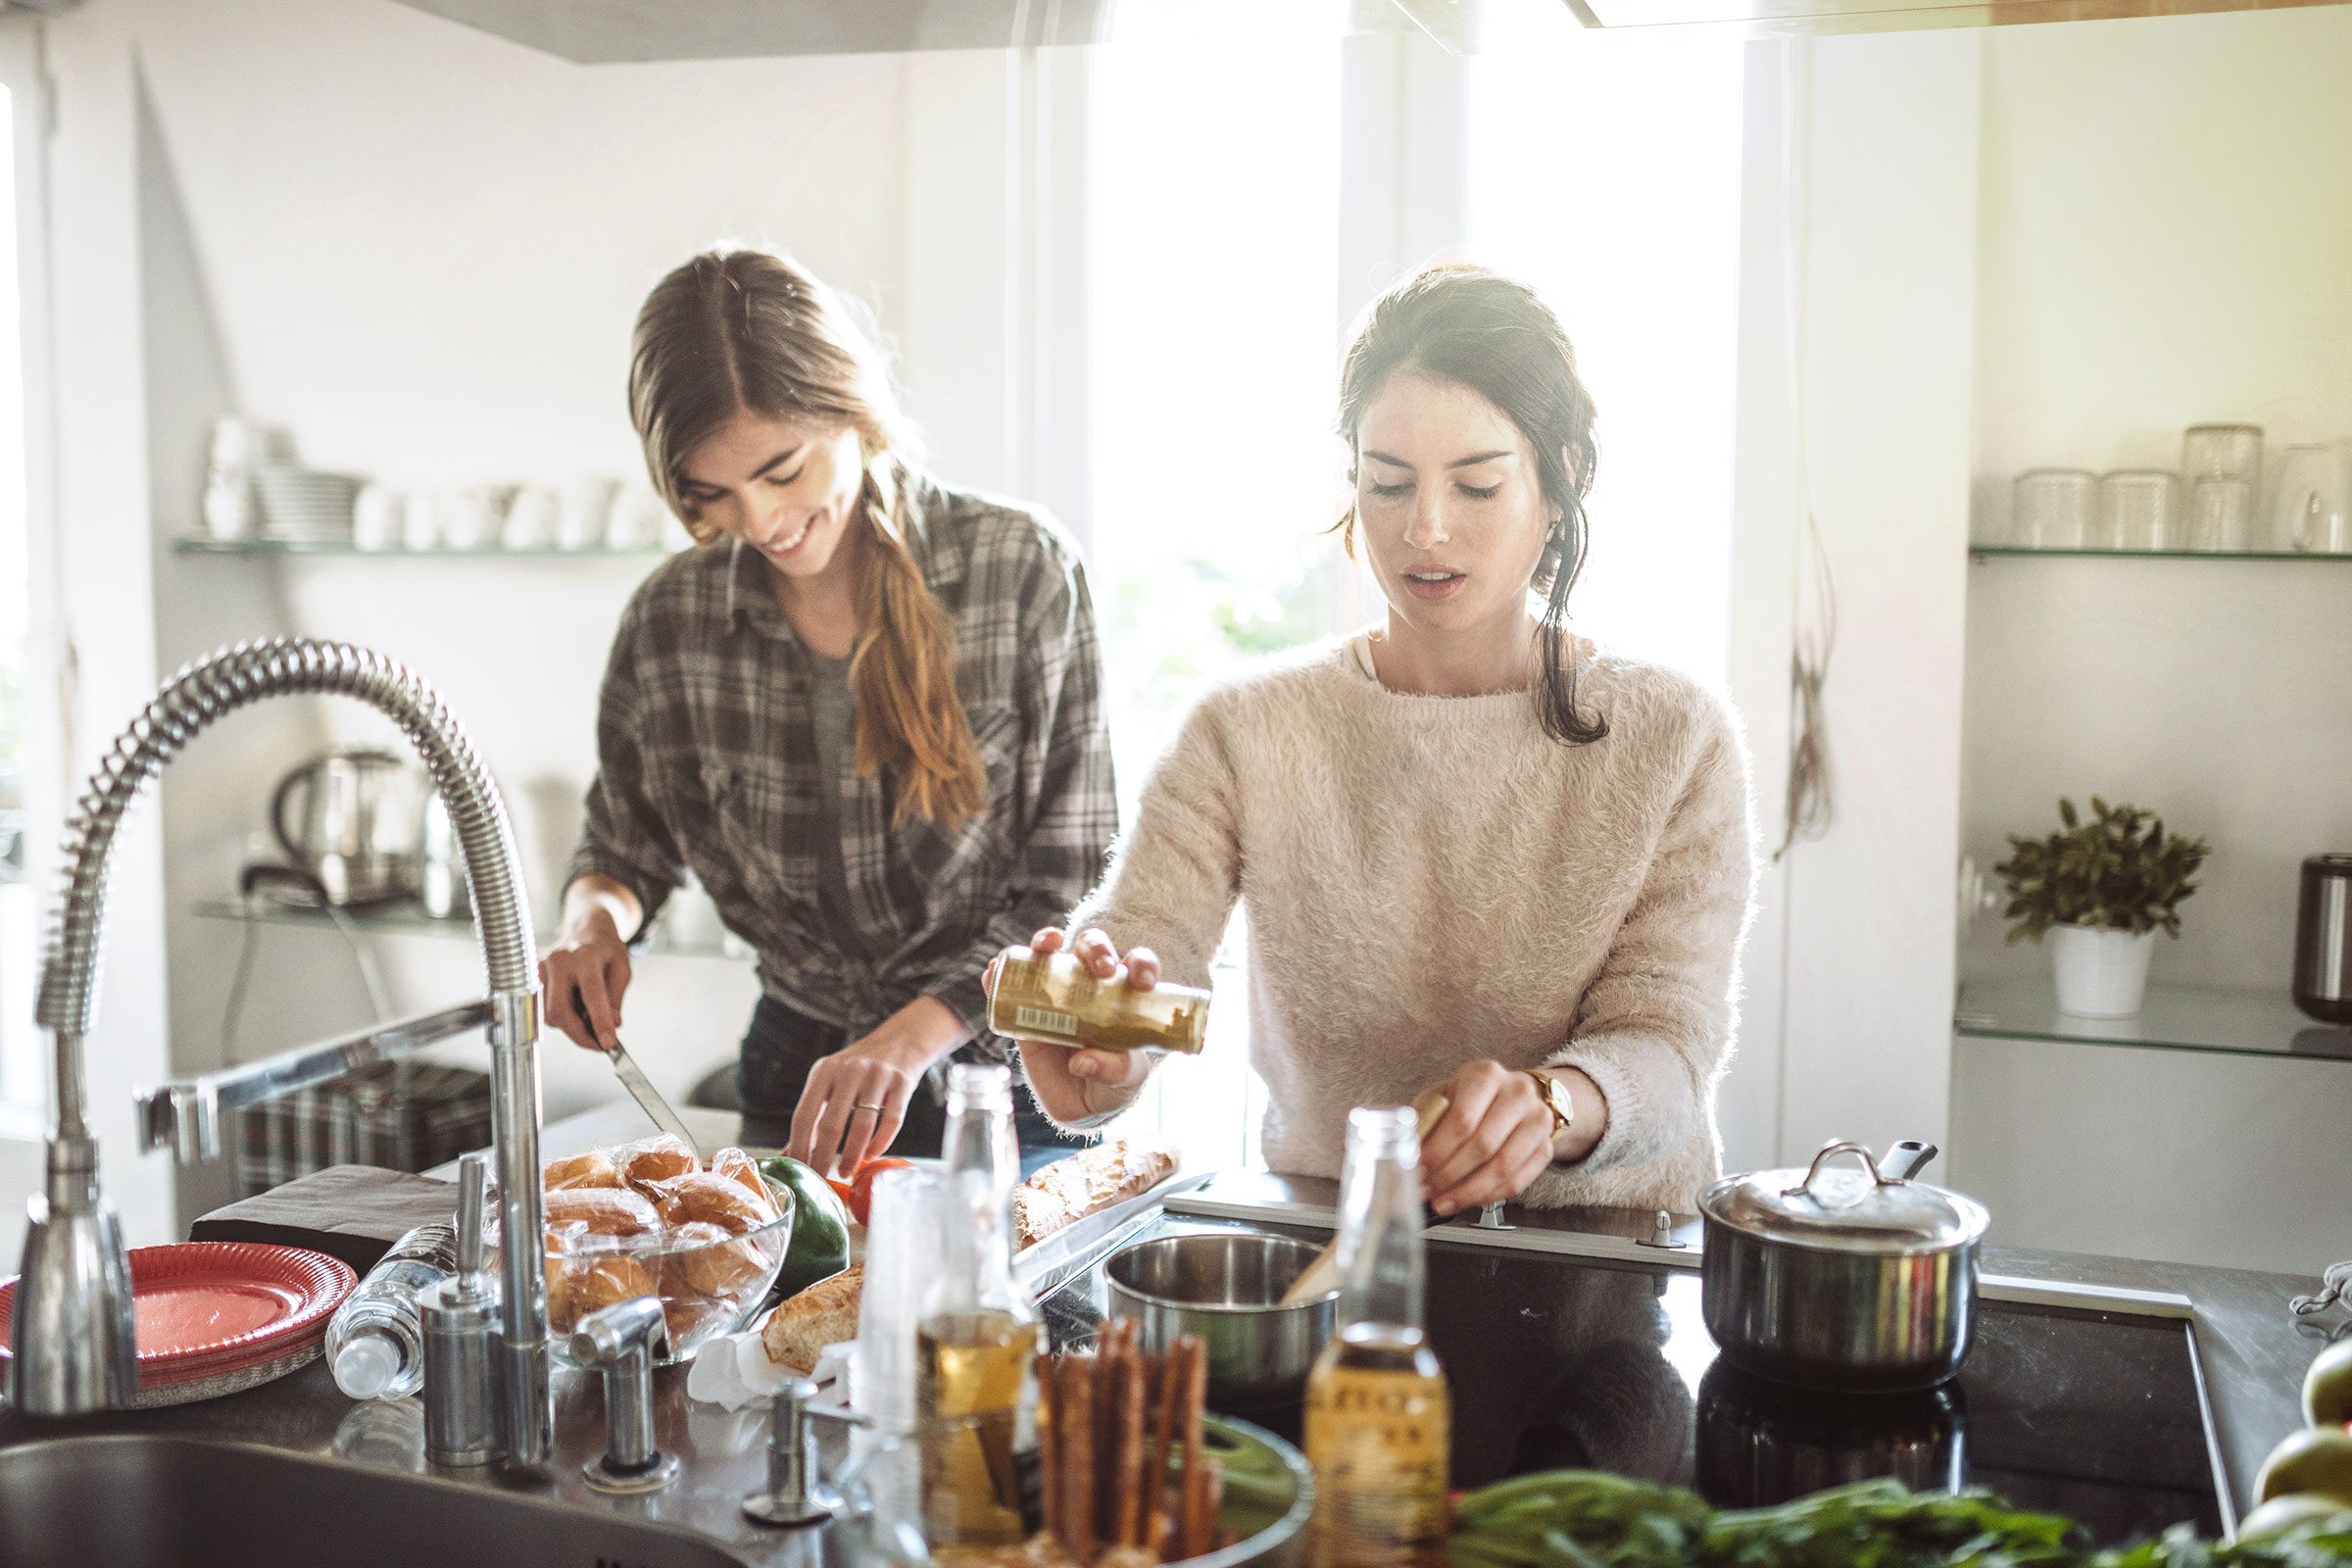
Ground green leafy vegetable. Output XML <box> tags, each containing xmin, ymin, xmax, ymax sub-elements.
<box><xmin>1446</xmin><ymin>1473</ymin><xmax>2352</xmax><ymax>1568</ymax></box>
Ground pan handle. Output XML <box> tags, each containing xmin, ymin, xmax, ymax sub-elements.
<box><xmin>1879</xmin><ymin>1139</ymin><xmax>1939</xmax><ymax>1182</ymax></box>
<box><xmin>1780</xmin><ymin>1139</ymin><xmax>1895</xmax><ymax>1199</ymax></box>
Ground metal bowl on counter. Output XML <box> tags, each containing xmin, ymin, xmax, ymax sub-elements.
<box><xmin>1104</xmin><ymin>1232</ymin><xmax>1336</xmax><ymax>1409</ymax></box>
<box><xmin>1698</xmin><ymin>1140</ymin><xmax>1988</xmax><ymax>1394</ymax></box>
<box><xmin>837</xmin><ymin>1409</ymin><xmax>1313</xmax><ymax>1568</ymax></box>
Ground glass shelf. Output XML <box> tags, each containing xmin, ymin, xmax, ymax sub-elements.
<box><xmin>191</xmin><ymin>896</ymin><xmax>738</xmax><ymax>958</ymax></box>
<box><xmin>172</xmin><ymin>536</ymin><xmax>669</xmax><ymax>559</ymax></box>
<box><xmin>1954</xmin><ymin>976</ymin><xmax>2352</xmax><ymax>1061</ymax></box>
<box><xmin>1969</xmin><ymin>544</ymin><xmax>2352</xmax><ymax>563</ymax></box>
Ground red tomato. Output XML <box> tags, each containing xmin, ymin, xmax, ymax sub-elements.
<box><xmin>847</xmin><ymin>1157</ymin><xmax>915</xmax><ymax>1228</ymax></box>
<box><xmin>826</xmin><ymin>1176</ymin><xmax>856</xmax><ymax>1212</ymax></box>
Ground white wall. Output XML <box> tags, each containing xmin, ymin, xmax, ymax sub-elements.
<box><xmin>1951</xmin><ymin>1034</ymin><xmax>2352</xmax><ymax>1274</ymax></box>
<box><xmin>32</xmin><ymin>4</ymin><xmax>177</xmax><ymax>1249</ymax></box>
<box><xmin>35</xmin><ymin>0</ymin><xmax>1078</xmax><ymax>1232</ymax></box>
<box><xmin>1734</xmin><ymin>30</ymin><xmax>1982</xmax><ymax>1166</ymax></box>
<box><xmin>1962</xmin><ymin>7</ymin><xmax>2352</xmax><ymax>996</ymax></box>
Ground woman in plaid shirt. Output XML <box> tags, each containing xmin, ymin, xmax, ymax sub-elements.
<box><xmin>544</xmin><ymin>248</ymin><xmax>1117</xmax><ymax>1176</ymax></box>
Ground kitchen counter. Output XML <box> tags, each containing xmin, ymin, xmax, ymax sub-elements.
<box><xmin>5</xmin><ymin>1102</ymin><xmax>2335</xmax><ymax>1565</ymax></box>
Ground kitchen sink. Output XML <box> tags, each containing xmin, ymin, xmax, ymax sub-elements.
<box><xmin>0</xmin><ymin>1433</ymin><xmax>754</xmax><ymax>1568</ymax></box>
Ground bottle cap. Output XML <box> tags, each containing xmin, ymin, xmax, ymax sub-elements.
<box><xmin>332</xmin><ymin>1332</ymin><xmax>400</xmax><ymax>1399</ymax></box>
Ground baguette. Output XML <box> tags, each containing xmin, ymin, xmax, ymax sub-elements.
<box><xmin>1012</xmin><ymin>1138</ymin><xmax>1180</xmax><ymax>1250</ymax></box>
<box><xmin>759</xmin><ymin>1264</ymin><xmax>862</xmax><ymax>1372</ymax></box>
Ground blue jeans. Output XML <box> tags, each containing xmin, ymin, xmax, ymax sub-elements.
<box><xmin>732</xmin><ymin>996</ymin><xmax>1080</xmax><ymax>1178</ymax></box>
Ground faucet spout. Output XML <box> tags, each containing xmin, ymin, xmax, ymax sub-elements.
<box><xmin>8</xmin><ymin>639</ymin><xmax>551</xmax><ymax>1466</ymax></box>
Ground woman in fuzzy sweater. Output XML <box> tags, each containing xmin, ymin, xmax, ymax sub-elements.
<box><xmin>1001</xmin><ymin>264</ymin><xmax>1758</xmax><ymax>1217</ymax></box>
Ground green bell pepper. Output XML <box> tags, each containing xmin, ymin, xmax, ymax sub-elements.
<box><xmin>758</xmin><ymin>1153</ymin><xmax>853</xmax><ymax>1306</ymax></box>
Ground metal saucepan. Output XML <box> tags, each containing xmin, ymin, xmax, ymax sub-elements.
<box><xmin>1694</xmin><ymin>1358</ymin><xmax>1968</xmax><ymax>1507</ymax></box>
<box><xmin>1104</xmin><ymin>1232</ymin><xmax>1336</xmax><ymax>1410</ymax></box>
<box><xmin>1698</xmin><ymin>1140</ymin><xmax>1989</xmax><ymax>1393</ymax></box>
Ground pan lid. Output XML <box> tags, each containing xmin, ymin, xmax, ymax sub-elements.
<box><xmin>1698</xmin><ymin>1141</ymin><xmax>1989</xmax><ymax>1255</ymax></box>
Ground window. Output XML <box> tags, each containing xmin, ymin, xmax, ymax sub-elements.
<box><xmin>1083</xmin><ymin>12</ymin><xmax>1745</xmax><ymax>1173</ymax></box>
<box><xmin>0</xmin><ymin>32</ymin><xmax>40</xmax><ymax>1124</ymax></box>
<box><xmin>1465</xmin><ymin>21</ymin><xmax>1746</xmax><ymax>686</ymax></box>
<box><xmin>1089</xmin><ymin>6</ymin><xmax>1349</xmax><ymax>1170</ymax></box>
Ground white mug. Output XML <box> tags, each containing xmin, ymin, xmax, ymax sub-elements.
<box><xmin>604</xmin><ymin>485</ymin><xmax>667</xmax><ymax>551</ymax></box>
<box><xmin>353</xmin><ymin>484</ymin><xmax>402</xmax><ymax>551</ymax></box>
<box><xmin>502</xmin><ymin>485</ymin><xmax>559</xmax><ymax>551</ymax></box>
<box><xmin>444</xmin><ymin>488</ymin><xmax>501</xmax><ymax>551</ymax></box>
<box><xmin>401</xmin><ymin>491</ymin><xmax>443</xmax><ymax>551</ymax></box>
<box><xmin>561</xmin><ymin>477</ymin><xmax>618</xmax><ymax>551</ymax></box>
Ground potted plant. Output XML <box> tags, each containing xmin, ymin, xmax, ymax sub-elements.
<box><xmin>1992</xmin><ymin>797</ymin><xmax>2210</xmax><ymax>1018</ymax></box>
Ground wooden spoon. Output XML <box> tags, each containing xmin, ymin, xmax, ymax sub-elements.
<box><xmin>1275</xmin><ymin>1095</ymin><xmax>1449</xmax><ymax>1306</ymax></box>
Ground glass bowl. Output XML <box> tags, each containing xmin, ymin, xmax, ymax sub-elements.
<box><xmin>498</xmin><ymin>1183</ymin><xmax>795</xmax><ymax>1369</ymax></box>
<box><xmin>833</xmin><ymin>1408</ymin><xmax>1312</xmax><ymax>1568</ymax></box>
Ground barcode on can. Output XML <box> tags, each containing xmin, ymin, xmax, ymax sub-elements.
<box><xmin>1012</xmin><ymin>1005</ymin><xmax>1080</xmax><ymax>1036</ymax></box>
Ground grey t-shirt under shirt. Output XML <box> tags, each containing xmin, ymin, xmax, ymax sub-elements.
<box><xmin>806</xmin><ymin>651</ymin><xmax>866</xmax><ymax>962</ymax></box>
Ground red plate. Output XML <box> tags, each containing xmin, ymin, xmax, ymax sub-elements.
<box><xmin>0</xmin><ymin>1243</ymin><xmax>355</xmax><ymax>1374</ymax></box>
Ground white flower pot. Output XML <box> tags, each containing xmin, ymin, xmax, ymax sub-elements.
<box><xmin>2048</xmin><ymin>924</ymin><xmax>2157</xmax><ymax>1017</ymax></box>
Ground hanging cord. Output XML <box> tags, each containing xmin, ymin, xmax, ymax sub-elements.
<box><xmin>1774</xmin><ymin>513</ymin><xmax>1836</xmax><ymax>861</ymax></box>
<box><xmin>220</xmin><ymin>866</ymin><xmax>390</xmax><ymax>1064</ymax></box>
<box><xmin>1770</xmin><ymin>38</ymin><xmax>1835</xmax><ymax>864</ymax></box>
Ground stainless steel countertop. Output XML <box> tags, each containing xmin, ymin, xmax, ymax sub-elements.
<box><xmin>4</xmin><ymin>1102</ymin><xmax>2331</xmax><ymax>1560</ymax></box>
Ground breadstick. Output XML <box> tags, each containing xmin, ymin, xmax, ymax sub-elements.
<box><xmin>1116</xmin><ymin>1334</ymin><xmax>1148</xmax><ymax>1546</ymax></box>
<box><xmin>1037</xmin><ymin>1351</ymin><xmax>1061</xmax><ymax>1544</ymax></box>
<box><xmin>1183</xmin><ymin>1453</ymin><xmax>1222</xmax><ymax>1558</ymax></box>
<box><xmin>1062</xmin><ymin>1352</ymin><xmax>1097</xmax><ymax>1567</ymax></box>
<box><xmin>1179</xmin><ymin>1334</ymin><xmax>1205</xmax><ymax>1496</ymax></box>
<box><xmin>1094</xmin><ymin>1324</ymin><xmax>1125</xmax><ymax>1546</ymax></box>
<box><xmin>1143</xmin><ymin>1347</ymin><xmax>1181</xmax><ymax>1552</ymax></box>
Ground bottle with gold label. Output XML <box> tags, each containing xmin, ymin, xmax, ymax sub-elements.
<box><xmin>987</xmin><ymin>945</ymin><xmax>1211</xmax><ymax>1054</ymax></box>
<box><xmin>1304</xmin><ymin>1104</ymin><xmax>1451</xmax><ymax>1568</ymax></box>
<box><xmin>917</xmin><ymin>1063</ymin><xmax>1045</xmax><ymax>1549</ymax></box>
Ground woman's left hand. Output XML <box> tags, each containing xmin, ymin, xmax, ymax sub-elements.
<box><xmin>1416</xmin><ymin>1059</ymin><xmax>1560</xmax><ymax>1217</ymax></box>
<box><xmin>787</xmin><ymin>996</ymin><xmax>966</xmax><ymax>1177</ymax></box>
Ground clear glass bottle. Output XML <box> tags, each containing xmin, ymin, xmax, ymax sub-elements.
<box><xmin>326</xmin><ymin>1221</ymin><xmax>458</xmax><ymax>1400</ymax></box>
<box><xmin>1304</xmin><ymin>1105</ymin><xmax>1452</xmax><ymax>1568</ymax></box>
<box><xmin>917</xmin><ymin>1063</ymin><xmax>1045</xmax><ymax>1548</ymax></box>
<box><xmin>987</xmin><ymin>945</ymin><xmax>1210</xmax><ymax>1054</ymax></box>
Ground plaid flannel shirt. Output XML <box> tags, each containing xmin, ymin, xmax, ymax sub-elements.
<box><xmin>567</xmin><ymin>473</ymin><xmax>1117</xmax><ymax>1050</ymax></box>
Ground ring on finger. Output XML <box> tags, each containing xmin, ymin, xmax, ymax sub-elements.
<box><xmin>852</xmin><ymin>1102</ymin><xmax>887</xmax><ymax>1115</ymax></box>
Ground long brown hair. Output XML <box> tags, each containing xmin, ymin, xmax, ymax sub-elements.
<box><xmin>629</xmin><ymin>247</ymin><xmax>985</xmax><ymax>826</ymax></box>
<box><xmin>1334</xmin><ymin>263</ymin><xmax>1607</xmax><ymax>747</ymax></box>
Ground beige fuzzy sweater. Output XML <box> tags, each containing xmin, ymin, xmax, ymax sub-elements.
<box><xmin>1065</xmin><ymin>635</ymin><xmax>1757</xmax><ymax>1214</ymax></box>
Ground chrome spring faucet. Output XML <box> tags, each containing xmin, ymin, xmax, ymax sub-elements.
<box><xmin>6</xmin><ymin>638</ymin><xmax>553</xmax><ymax>1467</ymax></box>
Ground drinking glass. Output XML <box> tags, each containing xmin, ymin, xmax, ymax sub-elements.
<box><xmin>2181</xmin><ymin>423</ymin><xmax>2262</xmax><ymax>484</ymax></box>
<box><xmin>2098</xmin><ymin>469</ymin><xmax>2181</xmax><ymax>552</ymax></box>
<box><xmin>2187</xmin><ymin>476</ymin><xmax>2253</xmax><ymax>552</ymax></box>
<box><xmin>2012</xmin><ymin>469</ymin><xmax>2096</xmax><ymax>549</ymax></box>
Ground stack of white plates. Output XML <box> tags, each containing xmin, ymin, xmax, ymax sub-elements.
<box><xmin>254</xmin><ymin>463</ymin><xmax>360</xmax><ymax>543</ymax></box>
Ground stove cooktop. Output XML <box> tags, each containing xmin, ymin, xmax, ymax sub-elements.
<box><xmin>1039</xmin><ymin>1215</ymin><xmax>2227</xmax><ymax>1544</ymax></box>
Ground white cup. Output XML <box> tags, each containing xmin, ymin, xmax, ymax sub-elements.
<box><xmin>401</xmin><ymin>492</ymin><xmax>443</xmax><ymax>551</ymax></box>
<box><xmin>444</xmin><ymin>488</ymin><xmax>501</xmax><ymax>551</ymax></box>
<box><xmin>604</xmin><ymin>485</ymin><xmax>668</xmax><ymax>551</ymax></box>
<box><xmin>353</xmin><ymin>485</ymin><xmax>402</xmax><ymax>551</ymax></box>
<box><xmin>560</xmin><ymin>477</ymin><xmax>618</xmax><ymax>551</ymax></box>
<box><xmin>502</xmin><ymin>485</ymin><xmax>559</xmax><ymax>551</ymax></box>
<box><xmin>202</xmin><ymin>476</ymin><xmax>256</xmax><ymax>542</ymax></box>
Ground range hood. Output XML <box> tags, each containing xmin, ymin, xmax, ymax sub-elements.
<box><xmin>1546</xmin><ymin>0</ymin><xmax>2348</xmax><ymax>33</ymax></box>
<box><xmin>386</xmin><ymin>0</ymin><xmax>1115</xmax><ymax>62</ymax></box>
<box><xmin>387</xmin><ymin>0</ymin><xmax>2351</xmax><ymax>62</ymax></box>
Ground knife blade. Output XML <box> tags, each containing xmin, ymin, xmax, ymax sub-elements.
<box><xmin>571</xmin><ymin>986</ymin><xmax>700</xmax><ymax>1152</ymax></box>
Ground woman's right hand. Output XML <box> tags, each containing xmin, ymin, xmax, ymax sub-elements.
<box><xmin>541</xmin><ymin>910</ymin><xmax>633</xmax><ymax>1054</ymax></box>
<box><xmin>984</xmin><ymin>926</ymin><xmax>1157</xmax><ymax>1121</ymax></box>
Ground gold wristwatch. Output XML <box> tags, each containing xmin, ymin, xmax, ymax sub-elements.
<box><xmin>1524</xmin><ymin>1068</ymin><xmax>1576</xmax><ymax>1159</ymax></box>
